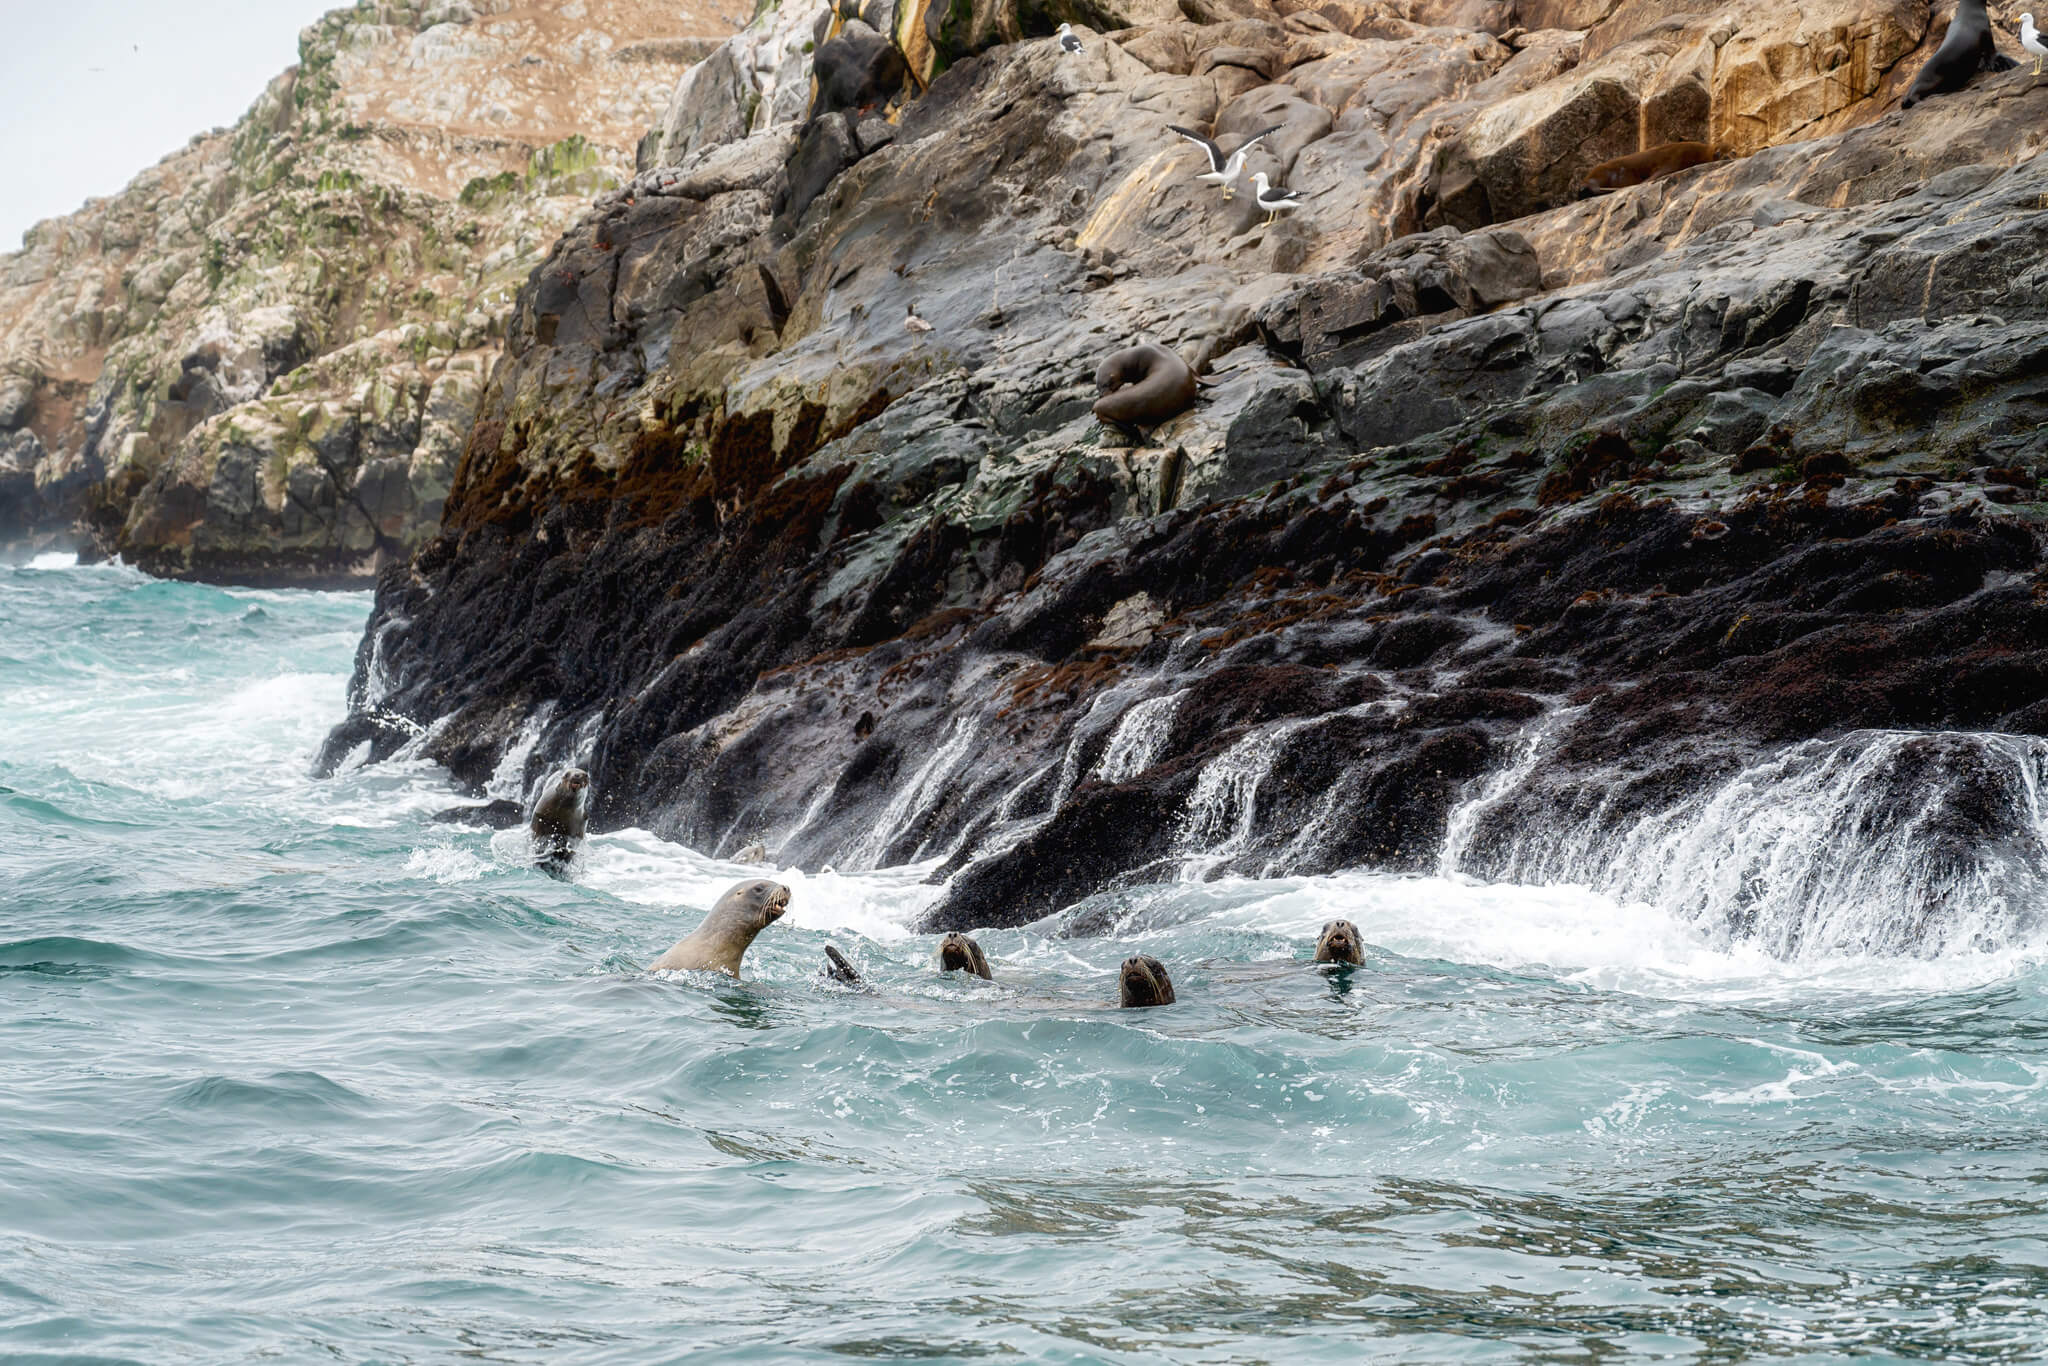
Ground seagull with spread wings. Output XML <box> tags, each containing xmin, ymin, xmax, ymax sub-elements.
<box><xmin>1166</xmin><ymin>124</ymin><xmax>1284</xmax><ymax>200</ymax></box>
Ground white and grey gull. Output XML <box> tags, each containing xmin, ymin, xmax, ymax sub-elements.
<box><xmin>1251</xmin><ymin>171</ymin><xmax>1307</xmax><ymax>225</ymax></box>
<box><xmin>1057</xmin><ymin>22</ymin><xmax>1083</xmax><ymax>55</ymax></box>
<box><xmin>1167</xmin><ymin>124</ymin><xmax>1284</xmax><ymax>199</ymax></box>
<box><xmin>2022</xmin><ymin>13</ymin><xmax>2047</xmax><ymax>75</ymax></box>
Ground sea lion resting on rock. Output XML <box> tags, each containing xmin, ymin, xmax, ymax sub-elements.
<box><xmin>529</xmin><ymin>768</ymin><xmax>590</xmax><ymax>869</ymax></box>
<box><xmin>1576</xmin><ymin>142</ymin><xmax>1722</xmax><ymax>198</ymax></box>
<box><xmin>936</xmin><ymin>932</ymin><xmax>993</xmax><ymax>979</ymax></box>
<box><xmin>1314</xmin><ymin>919</ymin><xmax>1364</xmax><ymax>966</ymax></box>
<box><xmin>1119</xmin><ymin>954</ymin><xmax>1176</xmax><ymax>1008</ymax></box>
<box><xmin>1093</xmin><ymin>343</ymin><xmax>1197</xmax><ymax>430</ymax></box>
<box><xmin>650</xmin><ymin>879</ymin><xmax>791</xmax><ymax>978</ymax></box>
<box><xmin>1903</xmin><ymin>0</ymin><xmax>2014</xmax><ymax>108</ymax></box>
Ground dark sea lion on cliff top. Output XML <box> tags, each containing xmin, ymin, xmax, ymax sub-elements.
<box><xmin>1093</xmin><ymin>343</ymin><xmax>1197</xmax><ymax>431</ymax></box>
<box><xmin>936</xmin><ymin>932</ymin><xmax>993</xmax><ymax>979</ymax></box>
<box><xmin>1903</xmin><ymin>0</ymin><xmax>2014</xmax><ymax>109</ymax></box>
<box><xmin>1314</xmin><ymin>919</ymin><xmax>1364</xmax><ymax>966</ymax></box>
<box><xmin>529</xmin><ymin>768</ymin><xmax>590</xmax><ymax>873</ymax></box>
<box><xmin>1576</xmin><ymin>142</ymin><xmax>1722</xmax><ymax>198</ymax></box>
<box><xmin>1119</xmin><ymin>954</ymin><xmax>1177</xmax><ymax>1008</ymax></box>
<box><xmin>650</xmin><ymin>879</ymin><xmax>791</xmax><ymax>978</ymax></box>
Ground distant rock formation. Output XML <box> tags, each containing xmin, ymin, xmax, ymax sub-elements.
<box><xmin>0</xmin><ymin>0</ymin><xmax>729</xmax><ymax>581</ymax></box>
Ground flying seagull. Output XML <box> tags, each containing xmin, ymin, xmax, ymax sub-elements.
<box><xmin>2023</xmin><ymin>13</ymin><xmax>2047</xmax><ymax>76</ymax></box>
<box><xmin>1057</xmin><ymin>22</ymin><xmax>1083</xmax><ymax>55</ymax></box>
<box><xmin>1167</xmin><ymin>124</ymin><xmax>1283</xmax><ymax>200</ymax></box>
<box><xmin>1251</xmin><ymin>171</ymin><xmax>1307</xmax><ymax>225</ymax></box>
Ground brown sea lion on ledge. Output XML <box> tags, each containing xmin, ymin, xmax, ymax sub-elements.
<box><xmin>1576</xmin><ymin>142</ymin><xmax>1723</xmax><ymax>198</ymax></box>
<box><xmin>1093</xmin><ymin>343</ymin><xmax>1197</xmax><ymax>430</ymax></box>
<box><xmin>650</xmin><ymin>879</ymin><xmax>791</xmax><ymax>978</ymax></box>
<box><xmin>1902</xmin><ymin>0</ymin><xmax>2013</xmax><ymax>109</ymax></box>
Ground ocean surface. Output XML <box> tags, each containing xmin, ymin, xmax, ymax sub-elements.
<box><xmin>4</xmin><ymin>557</ymin><xmax>2048</xmax><ymax>1364</ymax></box>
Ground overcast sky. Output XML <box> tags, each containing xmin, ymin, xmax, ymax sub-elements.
<box><xmin>0</xmin><ymin>0</ymin><xmax>343</xmax><ymax>251</ymax></box>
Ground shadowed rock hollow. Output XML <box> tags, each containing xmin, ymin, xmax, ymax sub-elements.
<box><xmin>325</xmin><ymin>0</ymin><xmax>2048</xmax><ymax>953</ymax></box>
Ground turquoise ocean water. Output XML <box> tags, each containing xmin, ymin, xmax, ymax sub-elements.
<box><xmin>4</xmin><ymin>558</ymin><xmax>2048</xmax><ymax>1363</ymax></box>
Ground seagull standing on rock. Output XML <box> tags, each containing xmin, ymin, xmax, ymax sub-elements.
<box><xmin>905</xmin><ymin>303</ymin><xmax>934</xmax><ymax>334</ymax></box>
<box><xmin>1057</xmin><ymin>22</ymin><xmax>1083</xmax><ymax>56</ymax></box>
<box><xmin>2023</xmin><ymin>14</ymin><xmax>2047</xmax><ymax>75</ymax></box>
<box><xmin>1168</xmin><ymin>124</ymin><xmax>1283</xmax><ymax>200</ymax></box>
<box><xmin>1251</xmin><ymin>171</ymin><xmax>1307</xmax><ymax>225</ymax></box>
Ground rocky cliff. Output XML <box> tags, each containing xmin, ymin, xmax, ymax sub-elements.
<box><xmin>329</xmin><ymin>0</ymin><xmax>2048</xmax><ymax>953</ymax></box>
<box><xmin>0</xmin><ymin>0</ymin><xmax>730</xmax><ymax>581</ymax></box>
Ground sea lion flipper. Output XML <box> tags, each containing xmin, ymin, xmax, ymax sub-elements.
<box><xmin>823</xmin><ymin>944</ymin><xmax>862</xmax><ymax>985</ymax></box>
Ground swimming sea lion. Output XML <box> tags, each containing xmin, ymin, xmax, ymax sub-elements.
<box><xmin>1313</xmin><ymin>919</ymin><xmax>1364</xmax><ymax>966</ymax></box>
<box><xmin>1576</xmin><ymin>142</ymin><xmax>1721</xmax><ymax>198</ymax></box>
<box><xmin>1119</xmin><ymin>954</ymin><xmax>1176</xmax><ymax>1008</ymax></box>
<box><xmin>1903</xmin><ymin>1</ymin><xmax>2013</xmax><ymax>109</ymax></box>
<box><xmin>936</xmin><ymin>932</ymin><xmax>993</xmax><ymax>979</ymax></box>
<box><xmin>1093</xmin><ymin>343</ymin><xmax>1197</xmax><ymax>431</ymax></box>
<box><xmin>733</xmin><ymin>840</ymin><xmax>768</xmax><ymax>864</ymax></box>
<box><xmin>650</xmin><ymin>879</ymin><xmax>792</xmax><ymax>978</ymax></box>
<box><xmin>529</xmin><ymin>768</ymin><xmax>590</xmax><ymax>868</ymax></box>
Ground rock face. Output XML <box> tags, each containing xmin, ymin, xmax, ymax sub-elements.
<box><xmin>0</xmin><ymin>0</ymin><xmax>729</xmax><ymax>580</ymax></box>
<box><xmin>329</xmin><ymin>0</ymin><xmax>2048</xmax><ymax>955</ymax></box>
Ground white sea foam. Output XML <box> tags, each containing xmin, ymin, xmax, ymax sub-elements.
<box><xmin>580</xmin><ymin>826</ymin><xmax>942</xmax><ymax>942</ymax></box>
<box><xmin>1160</xmin><ymin>869</ymin><xmax>2048</xmax><ymax>1003</ymax></box>
<box><xmin>405</xmin><ymin>844</ymin><xmax>495</xmax><ymax>883</ymax></box>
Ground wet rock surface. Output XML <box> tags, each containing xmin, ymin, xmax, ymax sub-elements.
<box><xmin>327</xmin><ymin>0</ymin><xmax>2048</xmax><ymax>947</ymax></box>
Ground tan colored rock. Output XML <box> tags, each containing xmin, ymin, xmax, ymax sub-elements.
<box><xmin>0</xmin><ymin>0</ymin><xmax>734</xmax><ymax>574</ymax></box>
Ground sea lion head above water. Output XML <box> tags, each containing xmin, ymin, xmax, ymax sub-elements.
<box><xmin>1119</xmin><ymin>954</ymin><xmax>1176</xmax><ymax>1008</ymax></box>
<box><xmin>649</xmin><ymin>879</ymin><xmax>792</xmax><ymax>978</ymax></box>
<box><xmin>936</xmin><ymin>932</ymin><xmax>993</xmax><ymax>979</ymax></box>
<box><xmin>1092</xmin><ymin>343</ymin><xmax>1198</xmax><ymax>430</ymax></box>
<box><xmin>529</xmin><ymin>768</ymin><xmax>591</xmax><ymax>868</ymax></box>
<box><xmin>1314</xmin><ymin>919</ymin><xmax>1364</xmax><ymax>966</ymax></box>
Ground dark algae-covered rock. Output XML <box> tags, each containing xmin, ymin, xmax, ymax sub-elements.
<box><xmin>325</xmin><ymin>0</ymin><xmax>2048</xmax><ymax>953</ymax></box>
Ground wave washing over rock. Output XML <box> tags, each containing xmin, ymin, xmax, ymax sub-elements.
<box><xmin>305</xmin><ymin>0</ymin><xmax>2048</xmax><ymax>957</ymax></box>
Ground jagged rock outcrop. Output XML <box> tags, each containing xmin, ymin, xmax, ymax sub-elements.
<box><xmin>328</xmin><ymin>0</ymin><xmax>2048</xmax><ymax>953</ymax></box>
<box><xmin>0</xmin><ymin>0</ymin><xmax>728</xmax><ymax>579</ymax></box>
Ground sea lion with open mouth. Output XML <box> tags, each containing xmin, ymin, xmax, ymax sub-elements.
<box><xmin>1314</xmin><ymin>919</ymin><xmax>1364</xmax><ymax>966</ymax></box>
<box><xmin>650</xmin><ymin>879</ymin><xmax>791</xmax><ymax>978</ymax></box>
<box><xmin>1119</xmin><ymin>954</ymin><xmax>1176</xmax><ymax>1008</ymax></box>
<box><xmin>936</xmin><ymin>932</ymin><xmax>993</xmax><ymax>980</ymax></box>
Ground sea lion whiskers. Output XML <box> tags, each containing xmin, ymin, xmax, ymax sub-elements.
<box><xmin>1314</xmin><ymin>918</ymin><xmax>1364</xmax><ymax>966</ymax></box>
<box><xmin>936</xmin><ymin>932</ymin><xmax>993</xmax><ymax>979</ymax></box>
<box><xmin>1119</xmin><ymin>954</ymin><xmax>1176</xmax><ymax>1008</ymax></box>
<box><xmin>649</xmin><ymin>878</ymin><xmax>791</xmax><ymax>979</ymax></box>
